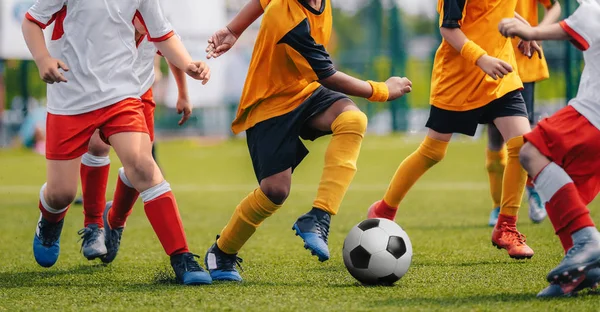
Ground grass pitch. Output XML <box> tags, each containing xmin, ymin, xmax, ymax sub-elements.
<box><xmin>1</xmin><ymin>135</ymin><xmax>599</xmax><ymax>311</ymax></box>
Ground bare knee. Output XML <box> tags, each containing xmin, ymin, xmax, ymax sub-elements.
<box><xmin>125</xmin><ymin>155</ymin><xmax>160</xmax><ymax>187</ymax></box>
<box><xmin>519</xmin><ymin>142</ymin><xmax>539</xmax><ymax>173</ymax></box>
<box><xmin>260</xmin><ymin>173</ymin><xmax>292</xmax><ymax>205</ymax></box>
<box><xmin>44</xmin><ymin>185</ymin><xmax>77</xmax><ymax>209</ymax></box>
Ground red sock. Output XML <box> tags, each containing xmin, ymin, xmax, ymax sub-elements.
<box><xmin>545</xmin><ymin>183</ymin><xmax>595</xmax><ymax>253</ymax></box>
<box><xmin>81</xmin><ymin>162</ymin><xmax>110</xmax><ymax>227</ymax></box>
<box><xmin>39</xmin><ymin>201</ymin><xmax>68</xmax><ymax>223</ymax></box>
<box><xmin>496</xmin><ymin>213</ymin><xmax>517</xmax><ymax>227</ymax></box>
<box><xmin>108</xmin><ymin>173</ymin><xmax>139</xmax><ymax>229</ymax></box>
<box><xmin>375</xmin><ymin>200</ymin><xmax>398</xmax><ymax>220</ymax></box>
<box><xmin>144</xmin><ymin>191</ymin><xmax>189</xmax><ymax>256</ymax></box>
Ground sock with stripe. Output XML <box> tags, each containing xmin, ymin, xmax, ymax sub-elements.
<box><xmin>80</xmin><ymin>153</ymin><xmax>110</xmax><ymax>228</ymax></box>
<box><xmin>141</xmin><ymin>181</ymin><xmax>189</xmax><ymax>256</ymax></box>
<box><xmin>217</xmin><ymin>188</ymin><xmax>282</xmax><ymax>254</ymax></box>
<box><xmin>38</xmin><ymin>183</ymin><xmax>69</xmax><ymax>223</ymax></box>
<box><xmin>108</xmin><ymin>168</ymin><xmax>139</xmax><ymax>229</ymax></box>
<box><xmin>313</xmin><ymin>110</ymin><xmax>367</xmax><ymax>215</ymax></box>
<box><xmin>535</xmin><ymin>162</ymin><xmax>594</xmax><ymax>253</ymax></box>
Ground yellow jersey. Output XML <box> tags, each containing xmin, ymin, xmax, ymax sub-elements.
<box><xmin>232</xmin><ymin>0</ymin><xmax>334</xmax><ymax>134</ymax></box>
<box><xmin>431</xmin><ymin>0</ymin><xmax>523</xmax><ymax>112</ymax></box>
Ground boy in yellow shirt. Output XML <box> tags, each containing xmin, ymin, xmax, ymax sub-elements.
<box><xmin>369</xmin><ymin>0</ymin><xmax>535</xmax><ymax>260</ymax></box>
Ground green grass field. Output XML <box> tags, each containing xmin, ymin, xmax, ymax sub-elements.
<box><xmin>1</xmin><ymin>136</ymin><xmax>599</xmax><ymax>311</ymax></box>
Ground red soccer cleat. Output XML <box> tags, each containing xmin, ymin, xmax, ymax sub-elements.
<box><xmin>367</xmin><ymin>200</ymin><xmax>397</xmax><ymax>221</ymax></box>
<box><xmin>492</xmin><ymin>221</ymin><xmax>534</xmax><ymax>259</ymax></box>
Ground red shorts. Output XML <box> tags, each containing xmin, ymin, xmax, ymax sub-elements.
<box><xmin>524</xmin><ymin>105</ymin><xmax>600</xmax><ymax>204</ymax></box>
<box><xmin>46</xmin><ymin>98</ymin><xmax>149</xmax><ymax>160</ymax></box>
<box><xmin>141</xmin><ymin>88</ymin><xmax>156</xmax><ymax>142</ymax></box>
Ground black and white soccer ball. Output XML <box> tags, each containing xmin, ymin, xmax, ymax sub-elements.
<box><xmin>343</xmin><ymin>218</ymin><xmax>412</xmax><ymax>285</ymax></box>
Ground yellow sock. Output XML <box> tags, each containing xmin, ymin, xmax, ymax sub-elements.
<box><xmin>486</xmin><ymin>147</ymin><xmax>507</xmax><ymax>208</ymax></box>
<box><xmin>217</xmin><ymin>188</ymin><xmax>281</xmax><ymax>254</ymax></box>
<box><xmin>500</xmin><ymin>136</ymin><xmax>527</xmax><ymax>217</ymax></box>
<box><xmin>383</xmin><ymin>136</ymin><xmax>449</xmax><ymax>207</ymax></box>
<box><xmin>313</xmin><ymin>110</ymin><xmax>368</xmax><ymax>215</ymax></box>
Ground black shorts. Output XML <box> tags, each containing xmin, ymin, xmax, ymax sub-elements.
<box><xmin>246</xmin><ymin>86</ymin><xmax>349</xmax><ymax>182</ymax></box>
<box><xmin>425</xmin><ymin>90</ymin><xmax>528</xmax><ymax>136</ymax></box>
<box><xmin>522</xmin><ymin>82</ymin><xmax>535</xmax><ymax>125</ymax></box>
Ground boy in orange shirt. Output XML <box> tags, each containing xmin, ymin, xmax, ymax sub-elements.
<box><xmin>369</xmin><ymin>0</ymin><xmax>535</xmax><ymax>259</ymax></box>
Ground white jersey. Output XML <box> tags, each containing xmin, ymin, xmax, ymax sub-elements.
<box><xmin>134</xmin><ymin>35</ymin><xmax>159</xmax><ymax>96</ymax></box>
<box><xmin>562</xmin><ymin>0</ymin><xmax>600</xmax><ymax>129</ymax></box>
<box><xmin>27</xmin><ymin>0</ymin><xmax>173</xmax><ymax>115</ymax></box>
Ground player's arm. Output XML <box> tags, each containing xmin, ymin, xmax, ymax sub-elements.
<box><xmin>539</xmin><ymin>0</ymin><xmax>562</xmax><ymax>26</ymax></box>
<box><xmin>138</xmin><ymin>0</ymin><xmax>210</xmax><ymax>84</ymax></box>
<box><xmin>439</xmin><ymin>0</ymin><xmax>512</xmax><ymax>80</ymax></box>
<box><xmin>22</xmin><ymin>1</ymin><xmax>69</xmax><ymax>84</ymax></box>
<box><xmin>167</xmin><ymin>60</ymin><xmax>192</xmax><ymax>125</ymax></box>
<box><xmin>207</xmin><ymin>0</ymin><xmax>265</xmax><ymax>59</ymax></box>
<box><xmin>281</xmin><ymin>20</ymin><xmax>411</xmax><ymax>101</ymax></box>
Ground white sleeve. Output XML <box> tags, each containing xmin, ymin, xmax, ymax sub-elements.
<box><xmin>26</xmin><ymin>0</ymin><xmax>66</xmax><ymax>29</ymax></box>
<box><xmin>137</xmin><ymin>0</ymin><xmax>174</xmax><ymax>42</ymax></box>
<box><xmin>560</xmin><ymin>0</ymin><xmax>600</xmax><ymax>51</ymax></box>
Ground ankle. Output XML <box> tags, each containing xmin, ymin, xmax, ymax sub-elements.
<box><xmin>497</xmin><ymin>214</ymin><xmax>517</xmax><ymax>226</ymax></box>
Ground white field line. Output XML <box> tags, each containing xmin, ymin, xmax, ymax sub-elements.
<box><xmin>0</xmin><ymin>182</ymin><xmax>488</xmax><ymax>194</ymax></box>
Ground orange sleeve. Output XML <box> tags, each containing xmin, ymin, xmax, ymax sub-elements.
<box><xmin>260</xmin><ymin>0</ymin><xmax>272</xmax><ymax>10</ymax></box>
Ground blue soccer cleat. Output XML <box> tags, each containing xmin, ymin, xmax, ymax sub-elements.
<box><xmin>78</xmin><ymin>224</ymin><xmax>107</xmax><ymax>260</ymax></box>
<box><xmin>547</xmin><ymin>235</ymin><xmax>600</xmax><ymax>285</ymax></box>
<box><xmin>205</xmin><ymin>238</ymin><xmax>243</xmax><ymax>282</ymax></box>
<box><xmin>292</xmin><ymin>208</ymin><xmax>331</xmax><ymax>262</ymax></box>
<box><xmin>488</xmin><ymin>207</ymin><xmax>500</xmax><ymax>227</ymax></box>
<box><xmin>33</xmin><ymin>214</ymin><xmax>64</xmax><ymax>268</ymax></box>
<box><xmin>101</xmin><ymin>201</ymin><xmax>124</xmax><ymax>264</ymax></box>
<box><xmin>170</xmin><ymin>252</ymin><xmax>212</xmax><ymax>285</ymax></box>
<box><xmin>538</xmin><ymin>268</ymin><xmax>600</xmax><ymax>298</ymax></box>
<box><xmin>527</xmin><ymin>185</ymin><xmax>547</xmax><ymax>224</ymax></box>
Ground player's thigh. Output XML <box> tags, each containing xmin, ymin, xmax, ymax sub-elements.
<box><xmin>487</xmin><ymin>124</ymin><xmax>504</xmax><ymax>151</ymax></box>
<box><xmin>426</xmin><ymin>129</ymin><xmax>452</xmax><ymax>142</ymax></box>
<box><xmin>45</xmin><ymin>158</ymin><xmax>81</xmax><ymax>206</ymax></box>
<box><xmin>109</xmin><ymin>131</ymin><xmax>162</xmax><ymax>190</ymax></box>
<box><xmin>307</xmin><ymin>97</ymin><xmax>358</xmax><ymax>132</ymax></box>
<box><xmin>494</xmin><ymin>116</ymin><xmax>530</xmax><ymax>141</ymax></box>
<box><xmin>87</xmin><ymin>129</ymin><xmax>111</xmax><ymax>157</ymax></box>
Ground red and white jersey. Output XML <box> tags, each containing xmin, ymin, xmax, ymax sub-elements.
<box><xmin>26</xmin><ymin>0</ymin><xmax>174</xmax><ymax>115</ymax></box>
<box><xmin>134</xmin><ymin>35</ymin><xmax>159</xmax><ymax>96</ymax></box>
<box><xmin>560</xmin><ymin>0</ymin><xmax>600</xmax><ymax>129</ymax></box>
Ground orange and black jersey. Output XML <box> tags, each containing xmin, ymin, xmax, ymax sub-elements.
<box><xmin>431</xmin><ymin>0</ymin><xmax>523</xmax><ymax>112</ymax></box>
<box><xmin>232</xmin><ymin>0</ymin><xmax>334</xmax><ymax>134</ymax></box>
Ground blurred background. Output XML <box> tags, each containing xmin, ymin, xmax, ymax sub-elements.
<box><xmin>0</xmin><ymin>0</ymin><xmax>585</xmax><ymax>152</ymax></box>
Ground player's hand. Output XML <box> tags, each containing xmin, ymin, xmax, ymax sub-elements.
<box><xmin>517</xmin><ymin>40</ymin><xmax>543</xmax><ymax>59</ymax></box>
<box><xmin>185</xmin><ymin>61</ymin><xmax>211</xmax><ymax>85</ymax></box>
<box><xmin>385</xmin><ymin>77</ymin><xmax>413</xmax><ymax>101</ymax></box>
<box><xmin>176</xmin><ymin>96</ymin><xmax>192</xmax><ymax>126</ymax></box>
<box><xmin>476</xmin><ymin>55</ymin><xmax>513</xmax><ymax>80</ymax></box>
<box><xmin>36</xmin><ymin>56</ymin><xmax>69</xmax><ymax>84</ymax></box>
<box><xmin>206</xmin><ymin>27</ymin><xmax>238</xmax><ymax>59</ymax></box>
<box><xmin>498</xmin><ymin>18</ymin><xmax>535</xmax><ymax>41</ymax></box>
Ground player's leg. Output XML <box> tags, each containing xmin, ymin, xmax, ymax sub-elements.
<box><xmin>103</xmin><ymin>94</ymin><xmax>155</xmax><ymax>263</ymax></box>
<box><xmin>103</xmin><ymin>99</ymin><xmax>210</xmax><ymax>285</ymax></box>
<box><xmin>520</xmin><ymin>106</ymin><xmax>600</xmax><ymax>296</ymax></box>
<box><xmin>293</xmin><ymin>96</ymin><xmax>367</xmax><ymax>261</ymax></box>
<box><xmin>489</xmin><ymin>91</ymin><xmax>534</xmax><ymax>259</ymax></box>
<box><xmin>78</xmin><ymin>130</ymin><xmax>111</xmax><ymax>260</ymax></box>
<box><xmin>522</xmin><ymin>82</ymin><xmax>546</xmax><ymax>223</ymax></box>
<box><xmin>485</xmin><ymin>124</ymin><xmax>506</xmax><ymax>227</ymax></box>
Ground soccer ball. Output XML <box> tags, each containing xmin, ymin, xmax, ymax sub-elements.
<box><xmin>342</xmin><ymin>218</ymin><xmax>412</xmax><ymax>285</ymax></box>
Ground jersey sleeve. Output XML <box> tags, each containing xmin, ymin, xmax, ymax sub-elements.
<box><xmin>438</xmin><ymin>0</ymin><xmax>467</xmax><ymax>28</ymax></box>
<box><xmin>137</xmin><ymin>0</ymin><xmax>174</xmax><ymax>42</ymax></box>
<box><xmin>538</xmin><ymin>0</ymin><xmax>557</xmax><ymax>9</ymax></box>
<box><xmin>26</xmin><ymin>0</ymin><xmax>66</xmax><ymax>29</ymax></box>
<box><xmin>260</xmin><ymin>0</ymin><xmax>272</xmax><ymax>10</ymax></box>
<box><xmin>559</xmin><ymin>0</ymin><xmax>600</xmax><ymax>51</ymax></box>
<box><xmin>278</xmin><ymin>19</ymin><xmax>336</xmax><ymax>81</ymax></box>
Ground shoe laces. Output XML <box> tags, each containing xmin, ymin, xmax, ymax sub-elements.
<box><xmin>38</xmin><ymin>219</ymin><xmax>62</xmax><ymax>246</ymax></box>
<box><xmin>77</xmin><ymin>226</ymin><xmax>102</xmax><ymax>250</ymax></box>
<box><xmin>217</xmin><ymin>250</ymin><xmax>244</xmax><ymax>272</ymax></box>
<box><xmin>499</xmin><ymin>222</ymin><xmax>527</xmax><ymax>245</ymax></box>
<box><xmin>177</xmin><ymin>253</ymin><xmax>205</xmax><ymax>273</ymax></box>
<box><xmin>315</xmin><ymin>215</ymin><xmax>331</xmax><ymax>244</ymax></box>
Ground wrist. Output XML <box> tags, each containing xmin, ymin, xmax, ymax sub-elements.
<box><xmin>226</xmin><ymin>25</ymin><xmax>240</xmax><ymax>39</ymax></box>
<box><xmin>367</xmin><ymin>80</ymin><xmax>389</xmax><ymax>102</ymax></box>
<box><xmin>461</xmin><ymin>41</ymin><xmax>487</xmax><ymax>65</ymax></box>
<box><xmin>33</xmin><ymin>53</ymin><xmax>51</xmax><ymax>64</ymax></box>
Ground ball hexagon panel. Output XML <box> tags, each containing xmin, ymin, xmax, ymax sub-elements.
<box><xmin>343</xmin><ymin>225</ymin><xmax>363</xmax><ymax>252</ymax></box>
<box><xmin>359</xmin><ymin>227</ymin><xmax>388</xmax><ymax>254</ymax></box>
<box><xmin>387</xmin><ymin>236</ymin><xmax>407</xmax><ymax>259</ymax></box>
<box><xmin>349</xmin><ymin>245</ymin><xmax>371</xmax><ymax>269</ymax></box>
<box><xmin>367</xmin><ymin>250</ymin><xmax>397</xmax><ymax>278</ymax></box>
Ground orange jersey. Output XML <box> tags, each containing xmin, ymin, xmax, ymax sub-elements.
<box><xmin>232</xmin><ymin>0</ymin><xmax>334</xmax><ymax>134</ymax></box>
<box><xmin>512</xmin><ymin>0</ymin><xmax>555</xmax><ymax>83</ymax></box>
<box><xmin>431</xmin><ymin>0</ymin><xmax>523</xmax><ymax>112</ymax></box>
